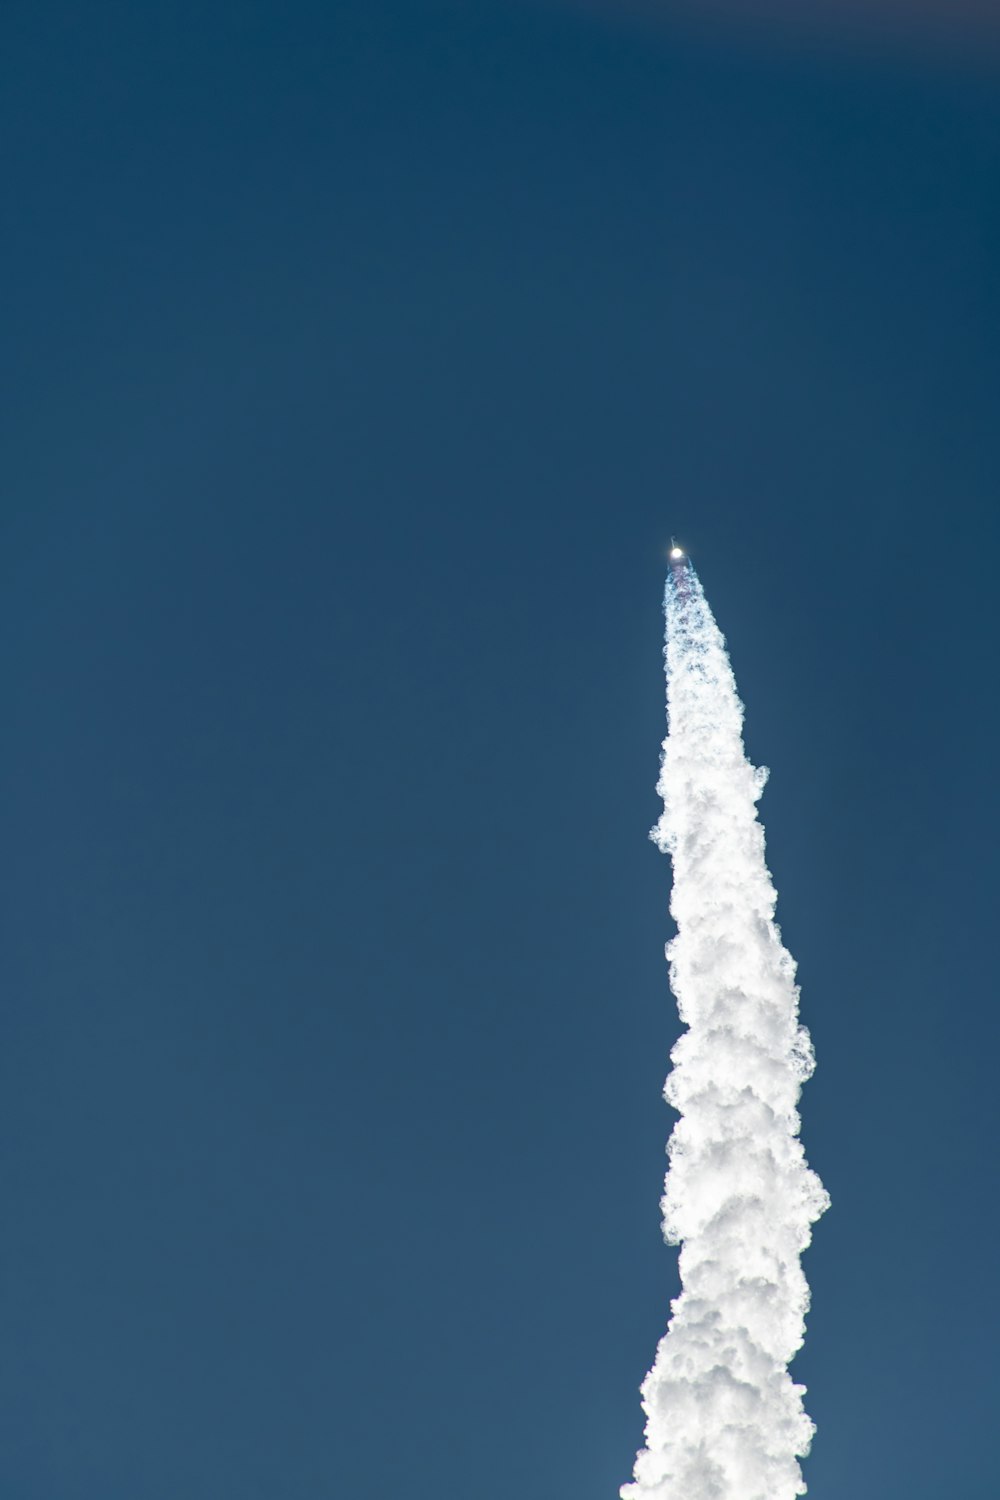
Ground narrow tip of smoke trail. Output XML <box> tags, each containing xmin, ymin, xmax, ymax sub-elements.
<box><xmin>622</xmin><ymin>558</ymin><xmax>828</xmax><ymax>1500</ymax></box>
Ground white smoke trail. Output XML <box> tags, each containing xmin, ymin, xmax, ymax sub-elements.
<box><xmin>622</xmin><ymin>556</ymin><xmax>829</xmax><ymax>1500</ymax></box>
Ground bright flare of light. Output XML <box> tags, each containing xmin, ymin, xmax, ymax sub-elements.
<box><xmin>622</xmin><ymin>560</ymin><xmax>828</xmax><ymax>1500</ymax></box>
<box><xmin>669</xmin><ymin>547</ymin><xmax>684</xmax><ymax>559</ymax></box>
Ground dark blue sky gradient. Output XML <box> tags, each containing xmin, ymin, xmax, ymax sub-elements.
<box><xmin>550</xmin><ymin>0</ymin><xmax>1000</xmax><ymax>66</ymax></box>
<box><xmin>2</xmin><ymin>3</ymin><xmax>998</xmax><ymax>1496</ymax></box>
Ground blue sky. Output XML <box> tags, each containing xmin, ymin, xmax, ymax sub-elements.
<box><xmin>1</xmin><ymin>3</ymin><xmax>998</xmax><ymax>1496</ymax></box>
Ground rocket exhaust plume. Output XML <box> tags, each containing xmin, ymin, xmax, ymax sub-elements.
<box><xmin>622</xmin><ymin>553</ymin><xmax>829</xmax><ymax>1500</ymax></box>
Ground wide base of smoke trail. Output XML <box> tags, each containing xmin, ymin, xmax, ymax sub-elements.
<box><xmin>621</xmin><ymin>556</ymin><xmax>828</xmax><ymax>1500</ymax></box>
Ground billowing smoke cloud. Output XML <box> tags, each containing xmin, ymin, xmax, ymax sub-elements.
<box><xmin>622</xmin><ymin>556</ymin><xmax>828</xmax><ymax>1500</ymax></box>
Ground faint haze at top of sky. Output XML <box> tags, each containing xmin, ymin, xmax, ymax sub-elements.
<box><xmin>537</xmin><ymin>0</ymin><xmax>1000</xmax><ymax>70</ymax></box>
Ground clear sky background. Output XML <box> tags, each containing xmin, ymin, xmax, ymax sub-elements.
<box><xmin>2</xmin><ymin>3</ymin><xmax>998</xmax><ymax>1496</ymax></box>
